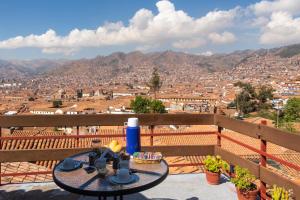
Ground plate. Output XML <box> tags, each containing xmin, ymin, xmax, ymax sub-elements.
<box><xmin>109</xmin><ymin>174</ymin><xmax>139</xmax><ymax>185</ymax></box>
<box><xmin>57</xmin><ymin>160</ymin><xmax>82</xmax><ymax>171</ymax></box>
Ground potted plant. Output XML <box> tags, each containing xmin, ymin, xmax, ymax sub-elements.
<box><xmin>270</xmin><ymin>185</ymin><xmax>293</xmax><ymax>200</ymax></box>
<box><xmin>203</xmin><ymin>155</ymin><xmax>229</xmax><ymax>185</ymax></box>
<box><xmin>231</xmin><ymin>166</ymin><xmax>259</xmax><ymax>200</ymax></box>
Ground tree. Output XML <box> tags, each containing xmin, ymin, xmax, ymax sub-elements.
<box><xmin>28</xmin><ymin>97</ymin><xmax>35</xmax><ymax>101</ymax></box>
<box><xmin>283</xmin><ymin>98</ymin><xmax>300</xmax><ymax>122</ymax></box>
<box><xmin>234</xmin><ymin>82</ymin><xmax>256</xmax><ymax>98</ymax></box>
<box><xmin>233</xmin><ymin>82</ymin><xmax>274</xmax><ymax>115</ymax></box>
<box><xmin>130</xmin><ymin>96</ymin><xmax>151</xmax><ymax>114</ymax></box>
<box><xmin>227</xmin><ymin>101</ymin><xmax>236</xmax><ymax>109</ymax></box>
<box><xmin>236</xmin><ymin>91</ymin><xmax>256</xmax><ymax>114</ymax></box>
<box><xmin>234</xmin><ymin>82</ymin><xmax>257</xmax><ymax>114</ymax></box>
<box><xmin>257</xmin><ymin>85</ymin><xmax>274</xmax><ymax>106</ymax></box>
<box><xmin>77</xmin><ymin>89</ymin><xmax>83</xmax><ymax>98</ymax></box>
<box><xmin>130</xmin><ymin>96</ymin><xmax>166</xmax><ymax>114</ymax></box>
<box><xmin>53</xmin><ymin>100</ymin><xmax>63</xmax><ymax>108</ymax></box>
<box><xmin>272</xmin><ymin>98</ymin><xmax>300</xmax><ymax>132</ymax></box>
<box><xmin>150</xmin><ymin>99</ymin><xmax>166</xmax><ymax>113</ymax></box>
<box><xmin>148</xmin><ymin>68</ymin><xmax>162</xmax><ymax>99</ymax></box>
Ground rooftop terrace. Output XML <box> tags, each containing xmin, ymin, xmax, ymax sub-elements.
<box><xmin>0</xmin><ymin>113</ymin><xmax>299</xmax><ymax>199</ymax></box>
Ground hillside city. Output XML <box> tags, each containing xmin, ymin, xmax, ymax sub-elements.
<box><xmin>1</xmin><ymin>45</ymin><xmax>300</xmax><ymax>128</ymax></box>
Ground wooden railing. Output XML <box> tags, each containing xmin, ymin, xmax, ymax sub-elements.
<box><xmin>0</xmin><ymin>114</ymin><xmax>299</xmax><ymax>199</ymax></box>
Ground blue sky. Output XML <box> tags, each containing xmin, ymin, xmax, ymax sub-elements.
<box><xmin>0</xmin><ymin>0</ymin><xmax>299</xmax><ymax>59</ymax></box>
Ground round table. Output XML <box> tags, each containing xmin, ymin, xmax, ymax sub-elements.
<box><xmin>53</xmin><ymin>151</ymin><xmax>169</xmax><ymax>200</ymax></box>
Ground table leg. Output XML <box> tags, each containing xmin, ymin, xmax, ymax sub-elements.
<box><xmin>114</xmin><ymin>196</ymin><xmax>117</xmax><ymax>200</ymax></box>
<box><xmin>120</xmin><ymin>195</ymin><xmax>123</xmax><ymax>200</ymax></box>
<box><xmin>98</xmin><ymin>196</ymin><xmax>107</xmax><ymax>200</ymax></box>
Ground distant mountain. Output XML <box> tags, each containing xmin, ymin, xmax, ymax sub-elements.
<box><xmin>275</xmin><ymin>44</ymin><xmax>300</xmax><ymax>58</ymax></box>
<box><xmin>0</xmin><ymin>43</ymin><xmax>300</xmax><ymax>81</ymax></box>
<box><xmin>46</xmin><ymin>50</ymin><xmax>255</xmax><ymax>83</ymax></box>
<box><xmin>0</xmin><ymin>59</ymin><xmax>68</xmax><ymax>79</ymax></box>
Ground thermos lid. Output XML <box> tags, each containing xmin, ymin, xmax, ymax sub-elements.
<box><xmin>127</xmin><ymin>118</ymin><xmax>139</xmax><ymax>127</ymax></box>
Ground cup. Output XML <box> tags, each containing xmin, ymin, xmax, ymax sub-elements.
<box><xmin>62</xmin><ymin>158</ymin><xmax>75</xmax><ymax>169</ymax></box>
<box><xmin>88</xmin><ymin>152</ymin><xmax>97</xmax><ymax>166</ymax></box>
<box><xmin>119</xmin><ymin>160</ymin><xmax>129</xmax><ymax>169</ymax></box>
<box><xmin>116</xmin><ymin>168</ymin><xmax>131</xmax><ymax>182</ymax></box>
<box><xmin>94</xmin><ymin>158</ymin><xmax>107</xmax><ymax>174</ymax></box>
<box><xmin>91</xmin><ymin>139</ymin><xmax>102</xmax><ymax>155</ymax></box>
<box><xmin>112</xmin><ymin>155</ymin><xmax>119</xmax><ymax>173</ymax></box>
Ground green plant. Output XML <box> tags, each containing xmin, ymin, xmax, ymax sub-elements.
<box><xmin>148</xmin><ymin>68</ymin><xmax>162</xmax><ymax>99</ymax></box>
<box><xmin>271</xmin><ymin>185</ymin><xmax>293</xmax><ymax>200</ymax></box>
<box><xmin>130</xmin><ymin>96</ymin><xmax>166</xmax><ymax>114</ymax></box>
<box><xmin>150</xmin><ymin>99</ymin><xmax>166</xmax><ymax>113</ymax></box>
<box><xmin>283</xmin><ymin>98</ymin><xmax>300</xmax><ymax>122</ymax></box>
<box><xmin>233</xmin><ymin>82</ymin><xmax>274</xmax><ymax>114</ymax></box>
<box><xmin>203</xmin><ymin>155</ymin><xmax>229</xmax><ymax>173</ymax></box>
<box><xmin>231</xmin><ymin>166</ymin><xmax>257</xmax><ymax>192</ymax></box>
<box><xmin>130</xmin><ymin>96</ymin><xmax>151</xmax><ymax>113</ymax></box>
<box><xmin>53</xmin><ymin>99</ymin><xmax>63</xmax><ymax>108</ymax></box>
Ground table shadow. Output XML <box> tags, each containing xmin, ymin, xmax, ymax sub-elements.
<box><xmin>0</xmin><ymin>187</ymin><xmax>198</xmax><ymax>200</ymax></box>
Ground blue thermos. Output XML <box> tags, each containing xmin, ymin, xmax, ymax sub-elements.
<box><xmin>126</xmin><ymin>118</ymin><xmax>141</xmax><ymax>155</ymax></box>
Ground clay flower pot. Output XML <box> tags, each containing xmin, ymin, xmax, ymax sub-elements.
<box><xmin>236</xmin><ymin>187</ymin><xmax>259</xmax><ymax>200</ymax></box>
<box><xmin>205</xmin><ymin>170</ymin><xmax>220</xmax><ymax>185</ymax></box>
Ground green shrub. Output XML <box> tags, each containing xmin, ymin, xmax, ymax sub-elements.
<box><xmin>203</xmin><ymin>155</ymin><xmax>229</xmax><ymax>173</ymax></box>
<box><xmin>53</xmin><ymin>100</ymin><xmax>63</xmax><ymax>108</ymax></box>
<box><xmin>271</xmin><ymin>185</ymin><xmax>293</xmax><ymax>200</ymax></box>
<box><xmin>130</xmin><ymin>96</ymin><xmax>166</xmax><ymax>114</ymax></box>
<box><xmin>231</xmin><ymin>166</ymin><xmax>257</xmax><ymax>192</ymax></box>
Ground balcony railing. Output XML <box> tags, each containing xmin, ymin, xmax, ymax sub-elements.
<box><xmin>0</xmin><ymin>114</ymin><xmax>299</xmax><ymax>199</ymax></box>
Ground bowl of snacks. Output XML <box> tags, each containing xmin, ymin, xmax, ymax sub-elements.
<box><xmin>132</xmin><ymin>152</ymin><xmax>162</xmax><ymax>164</ymax></box>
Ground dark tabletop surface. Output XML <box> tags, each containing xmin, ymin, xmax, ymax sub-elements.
<box><xmin>53</xmin><ymin>151</ymin><xmax>169</xmax><ymax>197</ymax></box>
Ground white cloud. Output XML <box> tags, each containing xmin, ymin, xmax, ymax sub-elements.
<box><xmin>200</xmin><ymin>51</ymin><xmax>213</xmax><ymax>56</ymax></box>
<box><xmin>0</xmin><ymin>0</ymin><xmax>238</xmax><ymax>54</ymax></box>
<box><xmin>248</xmin><ymin>0</ymin><xmax>300</xmax><ymax>45</ymax></box>
<box><xmin>172</xmin><ymin>38</ymin><xmax>206</xmax><ymax>49</ymax></box>
<box><xmin>260</xmin><ymin>12</ymin><xmax>300</xmax><ymax>45</ymax></box>
<box><xmin>250</xmin><ymin>0</ymin><xmax>300</xmax><ymax>16</ymax></box>
<box><xmin>209</xmin><ymin>31</ymin><xmax>236</xmax><ymax>44</ymax></box>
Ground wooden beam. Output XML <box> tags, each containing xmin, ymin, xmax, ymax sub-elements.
<box><xmin>0</xmin><ymin>145</ymin><xmax>214</xmax><ymax>162</ymax></box>
<box><xmin>260</xmin><ymin>166</ymin><xmax>300</xmax><ymax>198</ymax></box>
<box><xmin>214</xmin><ymin>115</ymin><xmax>259</xmax><ymax>139</ymax></box>
<box><xmin>260</xmin><ymin>125</ymin><xmax>300</xmax><ymax>152</ymax></box>
<box><xmin>214</xmin><ymin>146</ymin><xmax>260</xmax><ymax>177</ymax></box>
<box><xmin>0</xmin><ymin>148</ymin><xmax>93</xmax><ymax>162</ymax></box>
<box><xmin>0</xmin><ymin>114</ymin><xmax>214</xmax><ymax>127</ymax></box>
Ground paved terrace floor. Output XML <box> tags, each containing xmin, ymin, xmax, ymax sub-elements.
<box><xmin>0</xmin><ymin>174</ymin><xmax>238</xmax><ymax>200</ymax></box>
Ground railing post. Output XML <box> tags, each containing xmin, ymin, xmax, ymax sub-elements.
<box><xmin>0</xmin><ymin>126</ymin><xmax>2</xmax><ymax>149</ymax></box>
<box><xmin>76</xmin><ymin>126</ymin><xmax>79</xmax><ymax>147</ymax></box>
<box><xmin>260</xmin><ymin>120</ymin><xmax>267</xmax><ymax>200</ymax></box>
<box><xmin>150</xmin><ymin>125</ymin><xmax>154</xmax><ymax>146</ymax></box>
<box><xmin>217</xmin><ymin>126</ymin><xmax>222</xmax><ymax>147</ymax></box>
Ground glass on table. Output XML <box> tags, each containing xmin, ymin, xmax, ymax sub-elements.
<box><xmin>112</xmin><ymin>154</ymin><xmax>120</xmax><ymax>174</ymax></box>
<box><xmin>95</xmin><ymin>157</ymin><xmax>107</xmax><ymax>175</ymax></box>
<box><xmin>91</xmin><ymin>139</ymin><xmax>102</xmax><ymax>155</ymax></box>
<box><xmin>119</xmin><ymin>159</ymin><xmax>129</xmax><ymax>169</ymax></box>
<box><xmin>88</xmin><ymin>152</ymin><xmax>98</xmax><ymax>166</ymax></box>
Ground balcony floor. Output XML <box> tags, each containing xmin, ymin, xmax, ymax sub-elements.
<box><xmin>0</xmin><ymin>173</ymin><xmax>238</xmax><ymax>200</ymax></box>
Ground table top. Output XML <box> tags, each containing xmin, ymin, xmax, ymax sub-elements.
<box><xmin>53</xmin><ymin>151</ymin><xmax>169</xmax><ymax>197</ymax></box>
